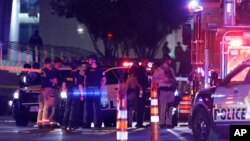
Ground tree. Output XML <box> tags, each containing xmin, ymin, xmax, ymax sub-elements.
<box><xmin>50</xmin><ymin>0</ymin><xmax>190</xmax><ymax>61</ymax></box>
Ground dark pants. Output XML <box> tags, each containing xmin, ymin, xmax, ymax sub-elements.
<box><xmin>62</xmin><ymin>95</ymin><xmax>80</xmax><ymax>128</ymax></box>
<box><xmin>78</xmin><ymin>101</ymin><xmax>85</xmax><ymax>127</ymax></box>
<box><xmin>30</xmin><ymin>46</ymin><xmax>41</xmax><ymax>63</ymax></box>
<box><xmin>136</xmin><ymin>92</ymin><xmax>146</xmax><ymax>126</ymax></box>
<box><xmin>51</xmin><ymin>89</ymin><xmax>60</xmax><ymax>123</ymax></box>
<box><xmin>127</xmin><ymin>91</ymin><xmax>137</xmax><ymax>125</ymax></box>
<box><xmin>84</xmin><ymin>88</ymin><xmax>102</xmax><ymax>128</ymax></box>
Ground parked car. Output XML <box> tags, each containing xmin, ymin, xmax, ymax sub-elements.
<box><xmin>189</xmin><ymin>60</ymin><xmax>250</xmax><ymax>141</ymax></box>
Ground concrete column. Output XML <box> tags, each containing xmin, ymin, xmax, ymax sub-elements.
<box><xmin>9</xmin><ymin>0</ymin><xmax>20</xmax><ymax>42</ymax></box>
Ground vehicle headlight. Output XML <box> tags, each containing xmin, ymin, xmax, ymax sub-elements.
<box><xmin>8</xmin><ymin>100</ymin><xmax>13</xmax><ymax>107</ymax></box>
<box><xmin>60</xmin><ymin>91</ymin><xmax>67</xmax><ymax>99</ymax></box>
<box><xmin>13</xmin><ymin>91</ymin><xmax>19</xmax><ymax>99</ymax></box>
<box><xmin>20</xmin><ymin>74</ymin><xmax>29</xmax><ymax>84</ymax></box>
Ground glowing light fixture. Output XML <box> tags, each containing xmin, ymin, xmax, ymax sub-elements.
<box><xmin>229</xmin><ymin>38</ymin><xmax>243</xmax><ymax>47</ymax></box>
<box><xmin>188</xmin><ymin>0</ymin><xmax>203</xmax><ymax>12</ymax></box>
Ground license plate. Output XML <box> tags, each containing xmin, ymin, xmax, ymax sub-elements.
<box><xmin>29</xmin><ymin>106</ymin><xmax>39</xmax><ymax>112</ymax></box>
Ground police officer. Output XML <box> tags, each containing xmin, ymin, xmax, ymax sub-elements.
<box><xmin>61</xmin><ymin>61</ymin><xmax>84</xmax><ymax>130</ymax></box>
<box><xmin>37</xmin><ymin>57</ymin><xmax>57</xmax><ymax>128</ymax></box>
<box><xmin>153</xmin><ymin>57</ymin><xmax>176</xmax><ymax>128</ymax></box>
<box><xmin>84</xmin><ymin>55</ymin><xmax>106</xmax><ymax>128</ymax></box>
<box><xmin>50</xmin><ymin>57</ymin><xmax>63</xmax><ymax>127</ymax></box>
<box><xmin>135</xmin><ymin>59</ymin><xmax>149</xmax><ymax>128</ymax></box>
<box><xmin>79</xmin><ymin>62</ymin><xmax>88</xmax><ymax>128</ymax></box>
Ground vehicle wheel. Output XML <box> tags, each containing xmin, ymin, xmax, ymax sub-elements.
<box><xmin>103</xmin><ymin>120</ymin><xmax>112</xmax><ymax>127</ymax></box>
<box><xmin>103</xmin><ymin>118</ymin><xmax>116</xmax><ymax>127</ymax></box>
<box><xmin>192</xmin><ymin>107</ymin><xmax>218</xmax><ymax>141</ymax></box>
<box><xmin>15</xmin><ymin>117</ymin><xmax>28</xmax><ymax>127</ymax></box>
<box><xmin>102</xmin><ymin>110</ymin><xmax>116</xmax><ymax>127</ymax></box>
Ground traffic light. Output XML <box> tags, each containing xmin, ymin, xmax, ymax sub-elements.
<box><xmin>182</xmin><ymin>24</ymin><xmax>192</xmax><ymax>45</ymax></box>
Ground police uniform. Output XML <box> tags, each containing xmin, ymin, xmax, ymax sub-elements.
<box><xmin>84</xmin><ymin>66</ymin><xmax>105</xmax><ymax>128</ymax></box>
<box><xmin>78</xmin><ymin>71</ymin><xmax>86</xmax><ymax>128</ymax></box>
<box><xmin>62</xmin><ymin>71</ymin><xmax>83</xmax><ymax>129</ymax></box>
<box><xmin>153</xmin><ymin>66</ymin><xmax>176</xmax><ymax>128</ymax></box>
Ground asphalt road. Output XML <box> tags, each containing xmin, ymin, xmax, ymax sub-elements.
<box><xmin>0</xmin><ymin>116</ymin><xmax>230</xmax><ymax>141</ymax></box>
<box><xmin>0</xmin><ymin>117</ymin><xmax>195</xmax><ymax>141</ymax></box>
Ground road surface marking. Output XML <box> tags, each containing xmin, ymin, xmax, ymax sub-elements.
<box><xmin>167</xmin><ymin>129</ymin><xmax>189</xmax><ymax>141</ymax></box>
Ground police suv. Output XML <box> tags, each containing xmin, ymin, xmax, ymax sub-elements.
<box><xmin>189</xmin><ymin>60</ymin><xmax>250</xmax><ymax>141</ymax></box>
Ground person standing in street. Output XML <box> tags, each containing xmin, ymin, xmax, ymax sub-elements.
<box><xmin>29</xmin><ymin>30</ymin><xmax>43</xmax><ymax>63</ymax></box>
<box><xmin>125</xmin><ymin>68</ymin><xmax>143</xmax><ymax>127</ymax></box>
<box><xmin>135</xmin><ymin>59</ymin><xmax>149</xmax><ymax>128</ymax></box>
<box><xmin>174</xmin><ymin>41</ymin><xmax>184</xmax><ymax>76</ymax></box>
<box><xmin>84</xmin><ymin>55</ymin><xmax>106</xmax><ymax>128</ymax></box>
<box><xmin>61</xmin><ymin>61</ymin><xmax>84</xmax><ymax>130</ymax></box>
<box><xmin>50</xmin><ymin>57</ymin><xmax>63</xmax><ymax>127</ymax></box>
<box><xmin>37</xmin><ymin>57</ymin><xmax>57</xmax><ymax>128</ymax></box>
<box><xmin>162</xmin><ymin>42</ymin><xmax>171</xmax><ymax>60</ymax></box>
<box><xmin>153</xmin><ymin>57</ymin><xmax>177</xmax><ymax>128</ymax></box>
<box><xmin>78</xmin><ymin>62</ymin><xmax>87</xmax><ymax>128</ymax></box>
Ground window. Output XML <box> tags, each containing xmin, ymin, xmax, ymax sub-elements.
<box><xmin>227</xmin><ymin>67</ymin><xmax>250</xmax><ymax>86</ymax></box>
<box><xmin>105</xmin><ymin>69</ymin><xmax>128</xmax><ymax>85</ymax></box>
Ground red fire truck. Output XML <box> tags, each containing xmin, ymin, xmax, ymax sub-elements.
<box><xmin>188</xmin><ymin>0</ymin><xmax>250</xmax><ymax>92</ymax></box>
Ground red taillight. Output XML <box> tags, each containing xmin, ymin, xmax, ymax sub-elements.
<box><xmin>122</xmin><ymin>62</ymin><xmax>133</xmax><ymax>67</ymax></box>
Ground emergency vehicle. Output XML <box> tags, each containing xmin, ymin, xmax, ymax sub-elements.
<box><xmin>187</xmin><ymin>0</ymin><xmax>250</xmax><ymax>140</ymax></box>
<box><xmin>189</xmin><ymin>59</ymin><xmax>250</xmax><ymax>141</ymax></box>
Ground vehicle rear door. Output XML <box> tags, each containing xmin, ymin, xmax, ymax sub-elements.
<box><xmin>102</xmin><ymin>68</ymin><xmax>128</xmax><ymax>110</ymax></box>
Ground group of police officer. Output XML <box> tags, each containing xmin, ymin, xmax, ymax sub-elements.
<box><xmin>34</xmin><ymin>55</ymin><xmax>177</xmax><ymax>130</ymax></box>
<box><xmin>37</xmin><ymin>55</ymin><xmax>106</xmax><ymax>130</ymax></box>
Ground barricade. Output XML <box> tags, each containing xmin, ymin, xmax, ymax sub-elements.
<box><xmin>150</xmin><ymin>82</ymin><xmax>160</xmax><ymax>141</ymax></box>
<box><xmin>116</xmin><ymin>82</ymin><xmax>128</xmax><ymax>141</ymax></box>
